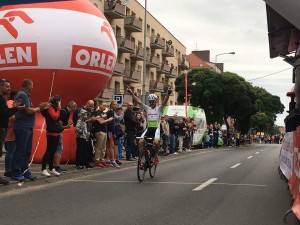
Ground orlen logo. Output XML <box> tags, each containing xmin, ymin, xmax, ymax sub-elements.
<box><xmin>0</xmin><ymin>11</ymin><xmax>34</xmax><ymax>39</ymax></box>
<box><xmin>0</xmin><ymin>11</ymin><xmax>37</xmax><ymax>68</ymax></box>
<box><xmin>0</xmin><ymin>43</ymin><xmax>38</xmax><ymax>67</ymax></box>
<box><xmin>70</xmin><ymin>45</ymin><xmax>116</xmax><ymax>74</ymax></box>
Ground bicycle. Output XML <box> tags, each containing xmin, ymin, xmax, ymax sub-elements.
<box><xmin>137</xmin><ymin>137</ymin><xmax>158</xmax><ymax>182</ymax></box>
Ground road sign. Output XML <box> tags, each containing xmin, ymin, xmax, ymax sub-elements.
<box><xmin>113</xmin><ymin>95</ymin><xmax>123</xmax><ymax>106</ymax></box>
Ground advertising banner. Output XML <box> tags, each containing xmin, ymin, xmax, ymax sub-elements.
<box><xmin>289</xmin><ymin>128</ymin><xmax>300</xmax><ymax>219</ymax></box>
<box><xmin>279</xmin><ymin>132</ymin><xmax>293</xmax><ymax>179</ymax></box>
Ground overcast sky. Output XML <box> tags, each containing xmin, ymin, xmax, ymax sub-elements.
<box><xmin>137</xmin><ymin>0</ymin><xmax>293</xmax><ymax>126</ymax></box>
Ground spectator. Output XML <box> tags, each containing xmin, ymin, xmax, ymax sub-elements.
<box><xmin>54</xmin><ymin>100</ymin><xmax>77</xmax><ymax>173</ymax></box>
<box><xmin>73</xmin><ymin>100</ymin><xmax>95</xmax><ymax>164</ymax></box>
<box><xmin>124</xmin><ymin>102</ymin><xmax>139</xmax><ymax>161</ymax></box>
<box><xmin>213</xmin><ymin>122</ymin><xmax>219</xmax><ymax>148</ymax></box>
<box><xmin>177</xmin><ymin>118</ymin><xmax>187</xmax><ymax>153</ymax></box>
<box><xmin>168</xmin><ymin>114</ymin><xmax>178</xmax><ymax>155</ymax></box>
<box><xmin>75</xmin><ymin>109</ymin><xmax>91</xmax><ymax>169</ymax></box>
<box><xmin>135</xmin><ymin>111</ymin><xmax>146</xmax><ymax>157</ymax></box>
<box><xmin>41</xmin><ymin>95</ymin><xmax>62</xmax><ymax>177</ymax></box>
<box><xmin>11</xmin><ymin>79</ymin><xmax>50</xmax><ymax>182</ymax></box>
<box><xmin>106</xmin><ymin>100</ymin><xmax>119</xmax><ymax>168</ymax></box>
<box><xmin>114</xmin><ymin>107</ymin><xmax>124</xmax><ymax>164</ymax></box>
<box><xmin>208</xmin><ymin>124</ymin><xmax>214</xmax><ymax>148</ymax></box>
<box><xmin>0</xmin><ymin>80</ymin><xmax>23</xmax><ymax>185</ymax></box>
<box><xmin>4</xmin><ymin>90</ymin><xmax>18</xmax><ymax>178</ymax></box>
<box><xmin>92</xmin><ymin>101</ymin><xmax>113</xmax><ymax>167</ymax></box>
<box><xmin>161</xmin><ymin>115</ymin><xmax>170</xmax><ymax>156</ymax></box>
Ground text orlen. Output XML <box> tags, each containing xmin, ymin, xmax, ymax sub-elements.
<box><xmin>0</xmin><ymin>43</ymin><xmax>38</xmax><ymax>67</ymax></box>
<box><xmin>70</xmin><ymin>45</ymin><xmax>116</xmax><ymax>74</ymax></box>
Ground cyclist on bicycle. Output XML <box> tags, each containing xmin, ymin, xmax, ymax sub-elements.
<box><xmin>127</xmin><ymin>86</ymin><xmax>172</xmax><ymax>165</ymax></box>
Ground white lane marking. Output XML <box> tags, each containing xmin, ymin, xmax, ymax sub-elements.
<box><xmin>255</xmin><ymin>152</ymin><xmax>260</xmax><ymax>154</ymax></box>
<box><xmin>261</xmin><ymin>150</ymin><xmax>264</xmax><ymax>152</ymax></box>
<box><xmin>193</xmin><ymin>178</ymin><xmax>218</xmax><ymax>191</ymax></box>
<box><xmin>73</xmin><ymin>179</ymin><xmax>267</xmax><ymax>187</ymax></box>
<box><xmin>247</xmin><ymin>156</ymin><xmax>253</xmax><ymax>159</ymax></box>
<box><xmin>230</xmin><ymin>163</ymin><xmax>242</xmax><ymax>168</ymax></box>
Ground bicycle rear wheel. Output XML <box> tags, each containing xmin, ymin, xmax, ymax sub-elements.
<box><xmin>137</xmin><ymin>150</ymin><xmax>147</xmax><ymax>182</ymax></box>
<box><xmin>149</xmin><ymin>156</ymin><xmax>157</xmax><ymax>178</ymax></box>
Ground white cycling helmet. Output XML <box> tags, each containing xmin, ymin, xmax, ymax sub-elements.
<box><xmin>148</xmin><ymin>93</ymin><xmax>158</xmax><ymax>101</ymax></box>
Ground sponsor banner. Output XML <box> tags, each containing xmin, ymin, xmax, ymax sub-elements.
<box><xmin>289</xmin><ymin>128</ymin><xmax>300</xmax><ymax>219</ymax></box>
<box><xmin>279</xmin><ymin>132</ymin><xmax>293</xmax><ymax>179</ymax></box>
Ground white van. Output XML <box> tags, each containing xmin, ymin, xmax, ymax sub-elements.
<box><xmin>162</xmin><ymin>105</ymin><xmax>207</xmax><ymax>146</ymax></box>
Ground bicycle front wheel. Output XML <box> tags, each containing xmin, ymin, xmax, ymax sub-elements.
<box><xmin>137</xmin><ymin>150</ymin><xmax>147</xmax><ymax>182</ymax></box>
<box><xmin>149</xmin><ymin>156</ymin><xmax>157</xmax><ymax>178</ymax></box>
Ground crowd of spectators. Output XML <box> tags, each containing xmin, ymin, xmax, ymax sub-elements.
<box><xmin>0</xmin><ymin>78</ymin><xmax>284</xmax><ymax>186</ymax></box>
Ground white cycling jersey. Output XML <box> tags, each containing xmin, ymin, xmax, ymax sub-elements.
<box><xmin>140</xmin><ymin>103</ymin><xmax>163</xmax><ymax>140</ymax></box>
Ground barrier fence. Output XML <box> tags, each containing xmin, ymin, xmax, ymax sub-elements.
<box><xmin>280</xmin><ymin>128</ymin><xmax>300</xmax><ymax>220</ymax></box>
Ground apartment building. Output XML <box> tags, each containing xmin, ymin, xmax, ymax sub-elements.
<box><xmin>186</xmin><ymin>50</ymin><xmax>224</xmax><ymax>73</ymax></box>
<box><xmin>91</xmin><ymin>0</ymin><xmax>189</xmax><ymax>105</ymax></box>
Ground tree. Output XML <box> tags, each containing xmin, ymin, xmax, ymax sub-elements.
<box><xmin>175</xmin><ymin>68</ymin><xmax>284</xmax><ymax>133</ymax></box>
<box><xmin>251</xmin><ymin>112</ymin><xmax>273</xmax><ymax>132</ymax></box>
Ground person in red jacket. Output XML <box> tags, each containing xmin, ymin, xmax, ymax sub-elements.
<box><xmin>41</xmin><ymin>95</ymin><xmax>62</xmax><ymax>177</ymax></box>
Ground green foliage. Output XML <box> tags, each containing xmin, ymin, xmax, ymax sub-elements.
<box><xmin>175</xmin><ymin>68</ymin><xmax>285</xmax><ymax>133</ymax></box>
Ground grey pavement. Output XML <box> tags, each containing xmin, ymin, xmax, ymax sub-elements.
<box><xmin>0</xmin><ymin>143</ymin><xmax>298</xmax><ymax>225</ymax></box>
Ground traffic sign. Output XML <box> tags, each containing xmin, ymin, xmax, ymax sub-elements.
<box><xmin>113</xmin><ymin>95</ymin><xmax>123</xmax><ymax>106</ymax></box>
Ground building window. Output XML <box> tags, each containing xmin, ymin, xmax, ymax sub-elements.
<box><xmin>115</xmin><ymin>82</ymin><xmax>120</xmax><ymax>94</ymax></box>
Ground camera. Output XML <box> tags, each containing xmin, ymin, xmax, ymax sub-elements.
<box><xmin>167</xmin><ymin>88</ymin><xmax>172</xmax><ymax>95</ymax></box>
<box><xmin>127</xmin><ymin>87</ymin><xmax>133</xmax><ymax>95</ymax></box>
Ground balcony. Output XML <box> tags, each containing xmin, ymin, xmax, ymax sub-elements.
<box><xmin>149</xmin><ymin>81</ymin><xmax>164</xmax><ymax>92</ymax></box>
<box><xmin>178</xmin><ymin>57</ymin><xmax>190</xmax><ymax>70</ymax></box>
<box><xmin>113</xmin><ymin>62</ymin><xmax>124</xmax><ymax>76</ymax></box>
<box><xmin>123</xmin><ymin>69</ymin><xmax>141</xmax><ymax>83</ymax></box>
<box><xmin>157</xmin><ymin>63</ymin><xmax>171</xmax><ymax>74</ymax></box>
<box><xmin>99</xmin><ymin>88</ymin><xmax>114</xmax><ymax>100</ymax></box>
<box><xmin>104</xmin><ymin>0</ymin><xmax>126</xmax><ymax>19</ymax></box>
<box><xmin>162</xmin><ymin>46</ymin><xmax>175</xmax><ymax>57</ymax></box>
<box><xmin>130</xmin><ymin>46</ymin><xmax>144</xmax><ymax>61</ymax></box>
<box><xmin>116</xmin><ymin>36</ymin><xmax>134</xmax><ymax>53</ymax></box>
<box><xmin>104</xmin><ymin>1</ymin><xmax>126</xmax><ymax>19</ymax></box>
<box><xmin>150</xmin><ymin>36</ymin><xmax>165</xmax><ymax>49</ymax></box>
<box><xmin>146</xmin><ymin>55</ymin><xmax>160</xmax><ymax>68</ymax></box>
<box><xmin>166</xmin><ymin>66</ymin><xmax>178</xmax><ymax>78</ymax></box>
<box><xmin>124</xmin><ymin>16</ymin><xmax>142</xmax><ymax>32</ymax></box>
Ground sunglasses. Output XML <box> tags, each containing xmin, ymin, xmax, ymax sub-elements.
<box><xmin>0</xmin><ymin>78</ymin><xmax>9</xmax><ymax>83</ymax></box>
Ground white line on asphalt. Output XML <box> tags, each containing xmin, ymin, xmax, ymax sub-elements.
<box><xmin>230</xmin><ymin>163</ymin><xmax>242</xmax><ymax>168</ymax></box>
<box><xmin>73</xmin><ymin>180</ymin><xmax>267</xmax><ymax>187</ymax></box>
<box><xmin>192</xmin><ymin>178</ymin><xmax>218</xmax><ymax>191</ymax></box>
<box><xmin>255</xmin><ymin>152</ymin><xmax>260</xmax><ymax>154</ymax></box>
<box><xmin>247</xmin><ymin>156</ymin><xmax>253</xmax><ymax>159</ymax></box>
<box><xmin>261</xmin><ymin>150</ymin><xmax>264</xmax><ymax>152</ymax></box>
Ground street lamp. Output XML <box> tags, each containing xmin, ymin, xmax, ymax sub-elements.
<box><xmin>142</xmin><ymin>0</ymin><xmax>147</xmax><ymax>103</ymax></box>
<box><xmin>214</xmin><ymin>52</ymin><xmax>235</xmax><ymax>72</ymax></box>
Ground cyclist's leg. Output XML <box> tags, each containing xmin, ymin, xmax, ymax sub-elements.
<box><xmin>138</xmin><ymin>129</ymin><xmax>147</xmax><ymax>154</ymax></box>
<box><xmin>153</xmin><ymin>127</ymin><xmax>161</xmax><ymax>157</ymax></box>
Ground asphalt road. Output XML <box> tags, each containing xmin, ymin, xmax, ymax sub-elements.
<box><xmin>0</xmin><ymin>144</ymin><xmax>299</xmax><ymax>225</ymax></box>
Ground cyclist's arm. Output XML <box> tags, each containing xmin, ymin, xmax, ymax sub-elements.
<box><xmin>161</xmin><ymin>92</ymin><xmax>171</xmax><ymax>108</ymax></box>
